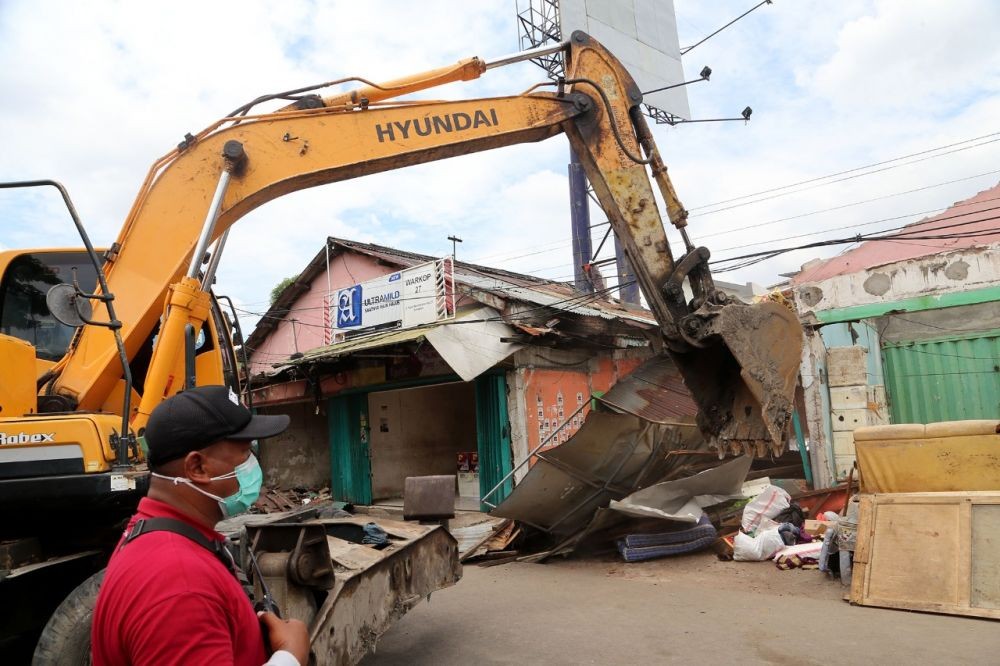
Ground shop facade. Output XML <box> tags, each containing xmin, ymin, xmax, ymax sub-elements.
<box><xmin>244</xmin><ymin>238</ymin><xmax>664</xmax><ymax>510</ymax></box>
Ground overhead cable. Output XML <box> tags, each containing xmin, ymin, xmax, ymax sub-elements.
<box><xmin>688</xmin><ymin>130</ymin><xmax>1000</xmax><ymax>214</ymax></box>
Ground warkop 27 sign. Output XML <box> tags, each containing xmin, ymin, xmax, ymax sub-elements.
<box><xmin>329</xmin><ymin>258</ymin><xmax>453</xmax><ymax>339</ymax></box>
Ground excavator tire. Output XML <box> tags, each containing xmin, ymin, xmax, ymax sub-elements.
<box><xmin>32</xmin><ymin>569</ymin><xmax>104</xmax><ymax>666</ymax></box>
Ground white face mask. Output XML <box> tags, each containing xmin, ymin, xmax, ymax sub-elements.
<box><xmin>152</xmin><ymin>454</ymin><xmax>263</xmax><ymax>518</ymax></box>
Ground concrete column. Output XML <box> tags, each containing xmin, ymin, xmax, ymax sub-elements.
<box><xmin>801</xmin><ymin>327</ymin><xmax>835</xmax><ymax>489</ymax></box>
<box><xmin>506</xmin><ymin>367</ymin><xmax>531</xmax><ymax>485</ymax></box>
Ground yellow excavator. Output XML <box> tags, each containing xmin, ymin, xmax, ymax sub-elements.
<box><xmin>0</xmin><ymin>32</ymin><xmax>802</xmax><ymax>664</ymax></box>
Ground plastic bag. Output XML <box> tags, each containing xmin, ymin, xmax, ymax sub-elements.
<box><xmin>733</xmin><ymin>528</ymin><xmax>785</xmax><ymax>561</ymax></box>
<box><xmin>741</xmin><ymin>485</ymin><xmax>791</xmax><ymax>534</ymax></box>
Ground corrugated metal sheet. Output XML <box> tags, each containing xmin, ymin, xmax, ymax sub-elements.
<box><xmin>457</xmin><ymin>273</ymin><xmax>657</xmax><ymax>325</ymax></box>
<box><xmin>597</xmin><ymin>355</ymin><xmax>698</xmax><ymax>423</ymax></box>
<box><xmin>490</xmin><ymin>413</ymin><xmax>666</xmax><ymax>536</ymax></box>
<box><xmin>287</xmin><ymin>308</ymin><xmax>506</xmax><ymax>361</ymax></box>
<box><xmin>882</xmin><ymin>332</ymin><xmax>1000</xmax><ymax>423</ymax></box>
<box><xmin>329</xmin><ymin>237</ymin><xmax>658</xmax><ymax>325</ymax></box>
<box><xmin>294</xmin><ymin>326</ymin><xmax>430</xmax><ymax>364</ymax></box>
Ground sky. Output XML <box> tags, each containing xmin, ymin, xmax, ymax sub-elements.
<box><xmin>2</xmin><ymin>0</ymin><xmax>998</xmax><ymax>335</ymax></box>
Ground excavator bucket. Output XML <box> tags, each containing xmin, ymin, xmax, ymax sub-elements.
<box><xmin>671</xmin><ymin>300</ymin><xmax>804</xmax><ymax>457</ymax></box>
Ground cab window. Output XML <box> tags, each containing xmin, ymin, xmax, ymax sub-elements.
<box><xmin>0</xmin><ymin>252</ymin><xmax>100</xmax><ymax>361</ymax></box>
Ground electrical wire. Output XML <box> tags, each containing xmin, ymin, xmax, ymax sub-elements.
<box><xmin>687</xmin><ymin>131</ymin><xmax>1000</xmax><ymax>213</ymax></box>
<box><xmin>885</xmin><ymin>313</ymin><xmax>998</xmax><ymax>335</ymax></box>
<box><xmin>696</xmin><ymin>168</ymin><xmax>1000</xmax><ymax>241</ymax></box>
<box><xmin>895</xmin><ymin>370</ymin><xmax>999</xmax><ymax>377</ymax></box>
<box><xmin>885</xmin><ymin>346</ymin><xmax>998</xmax><ymax>362</ymax></box>
<box><xmin>511</xmin><ymin>195</ymin><xmax>1000</xmax><ymax>279</ymax></box>
<box><xmin>713</xmin><ymin>198</ymin><xmax>1000</xmax><ymax>255</ymax></box>
<box><xmin>472</xmin><ymin>169</ymin><xmax>995</xmax><ymax>271</ymax></box>
<box><xmin>710</xmin><ymin>209</ymin><xmax>1000</xmax><ymax>272</ymax></box>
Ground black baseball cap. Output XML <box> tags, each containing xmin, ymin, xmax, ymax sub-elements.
<box><xmin>144</xmin><ymin>385</ymin><xmax>289</xmax><ymax>467</ymax></box>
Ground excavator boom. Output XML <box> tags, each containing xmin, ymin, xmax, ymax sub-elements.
<box><xmin>47</xmin><ymin>32</ymin><xmax>801</xmax><ymax>454</ymax></box>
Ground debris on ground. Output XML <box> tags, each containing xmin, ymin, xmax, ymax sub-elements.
<box><xmin>615</xmin><ymin>515</ymin><xmax>718</xmax><ymax>562</ymax></box>
<box><xmin>452</xmin><ymin>518</ymin><xmax>523</xmax><ymax>563</ymax></box>
<box><xmin>253</xmin><ymin>486</ymin><xmax>332</xmax><ymax>513</ymax></box>
<box><xmin>773</xmin><ymin>542</ymin><xmax>823</xmax><ymax>569</ymax></box>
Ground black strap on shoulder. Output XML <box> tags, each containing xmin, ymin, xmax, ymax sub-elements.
<box><xmin>124</xmin><ymin>517</ymin><xmax>236</xmax><ymax>575</ymax></box>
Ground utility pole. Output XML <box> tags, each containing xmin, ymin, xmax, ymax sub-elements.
<box><xmin>447</xmin><ymin>235</ymin><xmax>463</xmax><ymax>258</ymax></box>
<box><xmin>568</xmin><ymin>147</ymin><xmax>594</xmax><ymax>294</ymax></box>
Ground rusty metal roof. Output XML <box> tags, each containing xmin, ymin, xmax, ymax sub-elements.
<box><xmin>792</xmin><ymin>180</ymin><xmax>1000</xmax><ymax>284</ymax></box>
<box><xmin>327</xmin><ymin>237</ymin><xmax>657</xmax><ymax>324</ymax></box>
<box><xmin>245</xmin><ymin>237</ymin><xmax>658</xmax><ymax>354</ymax></box>
<box><xmin>597</xmin><ymin>354</ymin><xmax>698</xmax><ymax>422</ymax></box>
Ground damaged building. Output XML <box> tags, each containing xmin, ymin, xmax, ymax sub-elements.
<box><xmin>243</xmin><ymin>238</ymin><xmax>692</xmax><ymax>510</ymax></box>
<box><xmin>792</xmin><ymin>181</ymin><xmax>1000</xmax><ymax>488</ymax></box>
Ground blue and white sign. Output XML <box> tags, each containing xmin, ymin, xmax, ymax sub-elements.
<box><xmin>336</xmin><ymin>285</ymin><xmax>363</xmax><ymax>328</ymax></box>
<box><xmin>335</xmin><ymin>272</ymin><xmax>401</xmax><ymax>330</ymax></box>
<box><xmin>330</xmin><ymin>259</ymin><xmax>452</xmax><ymax>337</ymax></box>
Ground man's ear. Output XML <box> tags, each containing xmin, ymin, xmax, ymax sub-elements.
<box><xmin>182</xmin><ymin>450</ymin><xmax>212</xmax><ymax>482</ymax></box>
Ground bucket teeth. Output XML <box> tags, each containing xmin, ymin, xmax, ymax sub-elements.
<box><xmin>673</xmin><ymin>300</ymin><xmax>803</xmax><ymax>457</ymax></box>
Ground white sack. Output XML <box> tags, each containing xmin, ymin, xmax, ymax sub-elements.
<box><xmin>741</xmin><ymin>485</ymin><xmax>791</xmax><ymax>534</ymax></box>
<box><xmin>733</xmin><ymin>528</ymin><xmax>785</xmax><ymax>561</ymax></box>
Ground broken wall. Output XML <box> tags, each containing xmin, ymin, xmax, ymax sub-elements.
<box><xmin>795</xmin><ymin>246</ymin><xmax>999</xmax><ymax>314</ymax></box>
<box><xmin>505</xmin><ymin>347</ymin><xmax>651</xmax><ymax>483</ymax></box>
<box><xmin>257</xmin><ymin>401</ymin><xmax>330</xmax><ymax>489</ymax></box>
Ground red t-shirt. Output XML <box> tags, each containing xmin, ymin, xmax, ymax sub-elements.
<box><xmin>91</xmin><ymin>497</ymin><xmax>268</xmax><ymax>666</ymax></box>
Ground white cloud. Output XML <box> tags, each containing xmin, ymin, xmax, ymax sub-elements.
<box><xmin>2</xmin><ymin>0</ymin><xmax>999</xmax><ymax>337</ymax></box>
<box><xmin>807</xmin><ymin>0</ymin><xmax>1000</xmax><ymax>113</ymax></box>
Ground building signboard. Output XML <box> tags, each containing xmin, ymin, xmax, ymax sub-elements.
<box><xmin>328</xmin><ymin>258</ymin><xmax>454</xmax><ymax>340</ymax></box>
<box><xmin>559</xmin><ymin>0</ymin><xmax>689</xmax><ymax>119</ymax></box>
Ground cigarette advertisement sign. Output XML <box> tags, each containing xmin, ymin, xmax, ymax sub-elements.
<box><xmin>330</xmin><ymin>258</ymin><xmax>453</xmax><ymax>338</ymax></box>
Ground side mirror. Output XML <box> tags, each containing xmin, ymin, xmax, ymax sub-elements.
<box><xmin>46</xmin><ymin>283</ymin><xmax>93</xmax><ymax>328</ymax></box>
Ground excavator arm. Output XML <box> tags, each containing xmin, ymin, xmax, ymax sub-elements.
<box><xmin>49</xmin><ymin>32</ymin><xmax>802</xmax><ymax>455</ymax></box>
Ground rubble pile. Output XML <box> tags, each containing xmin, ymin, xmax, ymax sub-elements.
<box><xmin>253</xmin><ymin>486</ymin><xmax>332</xmax><ymax>513</ymax></box>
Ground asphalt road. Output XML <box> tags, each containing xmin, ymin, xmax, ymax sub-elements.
<box><xmin>362</xmin><ymin>557</ymin><xmax>1000</xmax><ymax>665</ymax></box>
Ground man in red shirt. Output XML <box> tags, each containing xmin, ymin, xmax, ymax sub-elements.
<box><xmin>92</xmin><ymin>385</ymin><xmax>310</xmax><ymax>666</ymax></box>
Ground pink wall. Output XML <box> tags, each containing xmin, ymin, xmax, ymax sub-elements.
<box><xmin>248</xmin><ymin>252</ymin><xmax>390</xmax><ymax>376</ymax></box>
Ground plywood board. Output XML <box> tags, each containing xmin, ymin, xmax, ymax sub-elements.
<box><xmin>971</xmin><ymin>504</ymin><xmax>1000</xmax><ymax>610</ymax></box>
<box><xmin>852</xmin><ymin>492</ymin><xmax>1000</xmax><ymax>619</ymax></box>
<box><xmin>866</xmin><ymin>503</ymin><xmax>961</xmax><ymax>605</ymax></box>
<box><xmin>855</xmin><ymin>427</ymin><xmax>1000</xmax><ymax>493</ymax></box>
